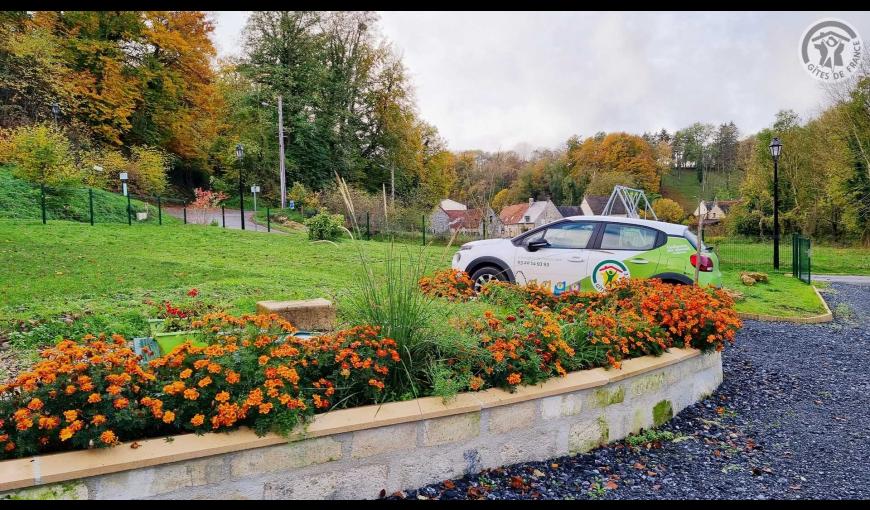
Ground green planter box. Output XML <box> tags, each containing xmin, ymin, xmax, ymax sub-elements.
<box><xmin>152</xmin><ymin>330</ymin><xmax>207</xmax><ymax>355</ymax></box>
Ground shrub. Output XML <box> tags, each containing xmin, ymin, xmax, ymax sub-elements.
<box><xmin>0</xmin><ymin>123</ymin><xmax>80</xmax><ymax>186</ymax></box>
<box><xmin>305</xmin><ymin>208</ymin><xmax>345</xmax><ymax>241</ymax></box>
<box><xmin>652</xmin><ymin>198</ymin><xmax>685</xmax><ymax>223</ymax></box>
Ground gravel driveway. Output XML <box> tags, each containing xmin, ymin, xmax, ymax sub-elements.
<box><xmin>390</xmin><ymin>283</ymin><xmax>870</xmax><ymax>500</ymax></box>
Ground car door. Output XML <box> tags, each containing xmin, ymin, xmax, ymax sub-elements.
<box><xmin>584</xmin><ymin>222</ymin><xmax>663</xmax><ymax>292</ymax></box>
<box><xmin>512</xmin><ymin>220</ymin><xmax>598</xmax><ymax>294</ymax></box>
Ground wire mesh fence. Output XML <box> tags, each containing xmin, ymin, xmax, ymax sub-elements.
<box><xmin>705</xmin><ymin>233</ymin><xmax>796</xmax><ymax>271</ymax></box>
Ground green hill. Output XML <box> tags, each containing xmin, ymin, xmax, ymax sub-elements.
<box><xmin>0</xmin><ymin>166</ymin><xmax>178</xmax><ymax>225</ymax></box>
<box><xmin>660</xmin><ymin>168</ymin><xmax>742</xmax><ymax>213</ymax></box>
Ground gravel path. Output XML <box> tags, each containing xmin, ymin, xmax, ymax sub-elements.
<box><xmin>389</xmin><ymin>283</ymin><xmax>870</xmax><ymax>500</ymax></box>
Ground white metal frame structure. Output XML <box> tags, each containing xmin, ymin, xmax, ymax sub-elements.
<box><xmin>602</xmin><ymin>185</ymin><xmax>658</xmax><ymax>220</ymax></box>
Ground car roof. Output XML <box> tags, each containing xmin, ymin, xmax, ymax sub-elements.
<box><xmin>562</xmin><ymin>215</ymin><xmax>688</xmax><ymax>236</ymax></box>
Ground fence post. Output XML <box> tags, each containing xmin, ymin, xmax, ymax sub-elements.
<box><xmin>807</xmin><ymin>238</ymin><xmax>811</xmax><ymax>283</ymax></box>
<box><xmin>483</xmin><ymin>218</ymin><xmax>487</xmax><ymax>239</ymax></box>
<box><xmin>88</xmin><ymin>188</ymin><xmax>94</xmax><ymax>226</ymax></box>
<box><xmin>266</xmin><ymin>207</ymin><xmax>270</xmax><ymax>232</ymax></box>
<box><xmin>183</xmin><ymin>204</ymin><xmax>187</xmax><ymax>224</ymax></box>
<box><xmin>792</xmin><ymin>233</ymin><xmax>797</xmax><ymax>277</ymax></box>
<box><xmin>40</xmin><ymin>184</ymin><xmax>46</xmax><ymax>224</ymax></box>
<box><xmin>157</xmin><ymin>196</ymin><xmax>162</xmax><ymax>225</ymax></box>
<box><xmin>221</xmin><ymin>205</ymin><xmax>226</xmax><ymax>228</ymax></box>
<box><xmin>366</xmin><ymin>211</ymin><xmax>370</xmax><ymax>240</ymax></box>
<box><xmin>422</xmin><ymin>214</ymin><xmax>426</xmax><ymax>246</ymax></box>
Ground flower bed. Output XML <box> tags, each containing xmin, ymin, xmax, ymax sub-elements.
<box><xmin>0</xmin><ymin>271</ymin><xmax>740</xmax><ymax>460</ymax></box>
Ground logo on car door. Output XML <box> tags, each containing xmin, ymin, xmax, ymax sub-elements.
<box><xmin>591</xmin><ymin>259</ymin><xmax>630</xmax><ymax>292</ymax></box>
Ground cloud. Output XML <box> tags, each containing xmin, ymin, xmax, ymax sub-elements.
<box><xmin>213</xmin><ymin>11</ymin><xmax>870</xmax><ymax>151</ymax></box>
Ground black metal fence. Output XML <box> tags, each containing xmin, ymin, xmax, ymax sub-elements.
<box><xmin>704</xmin><ymin>234</ymin><xmax>796</xmax><ymax>271</ymax></box>
<box><xmin>349</xmin><ymin>211</ymin><xmax>491</xmax><ymax>246</ymax></box>
<box><xmin>6</xmin><ymin>182</ymin><xmax>274</xmax><ymax>232</ymax></box>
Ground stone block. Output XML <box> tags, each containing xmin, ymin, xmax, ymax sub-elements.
<box><xmin>568</xmin><ymin>416</ymin><xmax>609</xmax><ymax>454</ymax></box>
<box><xmin>422</xmin><ymin>412</ymin><xmax>480</xmax><ymax>446</ymax></box>
<box><xmin>352</xmin><ymin>423</ymin><xmax>416</xmax><ymax>458</ymax></box>
<box><xmin>263</xmin><ymin>464</ymin><xmax>389</xmax><ymax>500</ymax></box>
<box><xmin>230</xmin><ymin>437</ymin><xmax>342</xmax><ymax>478</ymax></box>
<box><xmin>1</xmin><ymin>481</ymin><xmax>88</xmax><ymax>500</ymax></box>
<box><xmin>488</xmin><ymin>401</ymin><xmax>537</xmax><ymax>434</ymax></box>
<box><xmin>255</xmin><ymin>298</ymin><xmax>335</xmax><ymax>331</ymax></box>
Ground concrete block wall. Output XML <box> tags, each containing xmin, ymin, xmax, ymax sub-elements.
<box><xmin>0</xmin><ymin>349</ymin><xmax>722</xmax><ymax>500</ymax></box>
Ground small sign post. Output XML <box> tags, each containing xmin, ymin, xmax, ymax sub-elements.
<box><xmin>251</xmin><ymin>185</ymin><xmax>260</xmax><ymax>231</ymax></box>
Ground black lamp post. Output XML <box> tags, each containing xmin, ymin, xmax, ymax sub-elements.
<box><xmin>51</xmin><ymin>102</ymin><xmax>59</xmax><ymax>126</ymax></box>
<box><xmin>236</xmin><ymin>143</ymin><xmax>245</xmax><ymax>231</ymax></box>
<box><xmin>769</xmin><ymin>137</ymin><xmax>782</xmax><ymax>270</ymax></box>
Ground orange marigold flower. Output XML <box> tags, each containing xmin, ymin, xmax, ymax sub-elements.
<box><xmin>163</xmin><ymin>411</ymin><xmax>176</xmax><ymax>424</ymax></box>
<box><xmin>207</xmin><ymin>363</ymin><xmax>222</xmax><ymax>374</ymax></box>
<box><xmin>113</xmin><ymin>398</ymin><xmax>129</xmax><ymax>410</ymax></box>
<box><xmin>225</xmin><ymin>371</ymin><xmax>240</xmax><ymax>384</ymax></box>
<box><xmin>59</xmin><ymin>427</ymin><xmax>74</xmax><ymax>441</ymax></box>
<box><xmin>179</xmin><ymin>368</ymin><xmax>193</xmax><ymax>379</ymax></box>
<box><xmin>183</xmin><ymin>388</ymin><xmax>200</xmax><ymax>400</ymax></box>
<box><xmin>507</xmin><ymin>373</ymin><xmax>522</xmax><ymax>385</ymax></box>
<box><xmin>258</xmin><ymin>355</ymin><xmax>270</xmax><ymax>366</ymax></box>
<box><xmin>197</xmin><ymin>376</ymin><xmax>212</xmax><ymax>388</ymax></box>
<box><xmin>88</xmin><ymin>393</ymin><xmax>102</xmax><ymax>404</ymax></box>
<box><xmin>27</xmin><ymin>398</ymin><xmax>44</xmax><ymax>411</ymax></box>
<box><xmin>215</xmin><ymin>391</ymin><xmax>230</xmax><ymax>403</ymax></box>
<box><xmin>91</xmin><ymin>415</ymin><xmax>107</xmax><ymax>426</ymax></box>
<box><xmin>190</xmin><ymin>414</ymin><xmax>205</xmax><ymax>426</ymax></box>
<box><xmin>63</xmin><ymin>410</ymin><xmax>78</xmax><ymax>422</ymax></box>
<box><xmin>258</xmin><ymin>403</ymin><xmax>273</xmax><ymax>414</ymax></box>
<box><xmin>100</xmin><ymin>430</ymin><xmax>118</xmax><ymax>445</ymax></box>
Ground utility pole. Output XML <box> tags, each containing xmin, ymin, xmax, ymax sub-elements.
<box><xmin>277</xmin><ymin>95</ymin><xmax>287</xmax><ymax>209</ymax></box>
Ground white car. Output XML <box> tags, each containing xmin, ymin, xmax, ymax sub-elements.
<box><xmin>452</xmin><ymin>215</ymin><xmax>722</xmax><ymax>294</ymax></box>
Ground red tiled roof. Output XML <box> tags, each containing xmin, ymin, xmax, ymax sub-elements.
<box><xmin>445</xmin><ymin>209</ymin><xmax>485</xmax><ymax>229</ymax></box>
<box><xmin>499</xmin><ymin>203</ymin><xmax>531</xmax><ymax>225</ymax></box>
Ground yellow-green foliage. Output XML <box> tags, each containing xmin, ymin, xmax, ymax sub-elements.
<box><xmin>652</xmin><ymin>198</ymin><xmax>685</xmax><ymax>223</ymax></box>
<box><xmin>0</xmin><ymin>123</ymin><xmax>80</xmax><ymax>186</ymax></box>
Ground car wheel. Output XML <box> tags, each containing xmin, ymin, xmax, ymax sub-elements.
<box><xmin>470</xmin><ymin>266</ymin><xmax>507</xmax><ymax>293</ymax></box>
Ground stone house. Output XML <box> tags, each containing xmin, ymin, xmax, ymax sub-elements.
<box><xmin>693</xmin><ymin>199</ymin><xmax>741</xmax><ymax>221</ymax></box>
<box><xmin>430</xmin><ymin>205</ymin><xmax>502</xmax><ymax>237</ymax></box>
<box><xmin>498</xmin><ymin>198</ymin><xmax>563</xmax><ymax>237</ymax></box>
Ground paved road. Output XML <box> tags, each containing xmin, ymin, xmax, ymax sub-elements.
<box><xmin>813</xmin><ymin>274</ymin><xmax>870</xmax><ymax>285</ymax></box>
<box><xmin>164</xmin><ymin>206</ymin><xmax>283</xmax><ymax>234</ymax></box>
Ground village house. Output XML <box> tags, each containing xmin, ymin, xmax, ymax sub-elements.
<box><xmin>580</xmin><ymin>195</ymin><xmax>628</xmax><ymax>217</ymax></box>
<box><xmin>693</xmin><ymin>199</ymin><xmax>741</xmax><ymax>221</ymax></box>
<box><xmin>429</xmin><ymin>201</ymin><xmax>501</xmax><ymax>237</ymax></box>
<box><xmin>498</xmin><ymin>198</ymin><xmax>563</xmax><ymax>237</ymax></box>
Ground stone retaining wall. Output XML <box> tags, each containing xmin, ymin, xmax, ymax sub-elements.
<box><xmin>0</xmin><ymin>348</ymin><xmax>722</xmax><ymax>500</ymax></box>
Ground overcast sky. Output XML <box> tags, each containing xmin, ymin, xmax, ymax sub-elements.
<box><xmin>211</xmin><ymin>11</ymin><xmax>870</xmax><ymax>153</ymax></box>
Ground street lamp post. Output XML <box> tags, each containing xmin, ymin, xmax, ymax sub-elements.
<box><xmin>236</xmin><ymin>143</ymin><xmax>246</xmax><ymax>231</ymax></box>
<box><xmin>51</xmin><ymin>102</ymin><xmax>59</xmax><ymax>126</ymax></box>
<box><xmin>769</xmin><ymin>137</ymin><xmax>782</xmax><ymax>270</ymax></box>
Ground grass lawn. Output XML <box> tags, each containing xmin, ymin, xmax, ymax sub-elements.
<box><xmin>721</xmin><ymin>271</ymin><xmax>827</xmax><ymax>318</ymax></box>
<box><xmin>0</xmin><ymin>219</ymin><xmax>456</xmax><ymax>365</ymax></box>
<box><xmin>660</xmin><ymin>168</ymin><xmax>741</xmax><ymax>212</ymax></box>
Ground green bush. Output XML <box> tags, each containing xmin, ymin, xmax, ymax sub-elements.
<box><xmin>304</xmin><ymin>209</ymin><xmax>345</xmax><ymax>241</ymax></box>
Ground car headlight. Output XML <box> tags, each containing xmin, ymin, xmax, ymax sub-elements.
<box><xmin>453</xmin><ymin>252</ymin><xmax>461</xmax><ymax>263</ymax></box>
<box><xmin>460</xmin><ymin>243</ymin><xmax>473</xmax><ymax>251</ymax></box>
